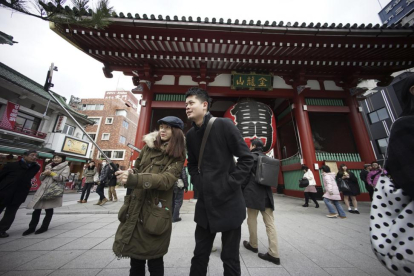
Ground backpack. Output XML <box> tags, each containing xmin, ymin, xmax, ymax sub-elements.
<box><xmin>253</xmin><ymin>153</ymin><xmax>280</xmax><ymax>187</ymax></box>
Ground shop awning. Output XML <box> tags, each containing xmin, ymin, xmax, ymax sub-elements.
<box><xmin>0</xmin><ymin>146</ymin><xmax>87</xmax><ymax>162</ymax></box>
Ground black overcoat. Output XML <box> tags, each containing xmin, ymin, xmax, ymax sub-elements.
<box><xmin>186</xmin><ymin>113</ymin><xmax>254</xmax><ymax>233</ymax></box>
<box><xmin>336</xmin><ymin>171</ymin><xmax>361</xmax><ymax>196</ymax></box>
<box><xmin>242</xmin><ymin>149</ymin><xmax>275</xmax><ymax>211</ymax></box>
<box><xmin>0</xmin><ymin>160</ymin><xmax>40</xmax><ymax>206</ymax></box>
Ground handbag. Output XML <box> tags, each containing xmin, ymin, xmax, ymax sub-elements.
<box><xmin>41</xmin><ymin>170</ymin><xmax>65</xmax><ymax>200</ymax></box>
<box><xmin>337</xmin><ymin>179</ymin><xmax>351</xmax><ymax>192</ymax></box>
<box><xmin>299</xmin><ymin>178</ymin><xmax>309</xmax><ymax>188</ymax></box>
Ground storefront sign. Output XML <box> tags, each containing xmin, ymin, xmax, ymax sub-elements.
<box><xmin>0</xmin><ymin>101</ymin><xmax>20</xmax><ymax>130</ymax></box>
<box><xmin>231</xmin><ymin>73</ymin><xmax>273</xmax><ymax>91</ymax></box>
<box><xmin>61</xmin><ymin>137</ymin><xmax>89</xmax><ymax>156</ymax></box>
<box><xmin>54</xmin><ymin>115</ymin><xmax>67</xmax><ymax>132</ymax></box>
<box><xmin>379</xmin><ymin>0</ymin><xmax>414</xmax><ymax>26</ymax></box>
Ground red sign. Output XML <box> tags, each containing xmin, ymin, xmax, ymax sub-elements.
<box><xmin>0</xmin><ymin>101</ymin><xmax>20</xmax><ymax>130</ymax></box>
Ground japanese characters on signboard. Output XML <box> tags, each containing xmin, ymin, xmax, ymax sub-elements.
<box><xmin>61</xmin><ymin>137</ymin><xmax>89</xmax><ymax>156</ymax></box>
<box><xmin>231</xmin><ymin>72</ymin><xmax>273</xmax><ymax>91</ymax></box>
<box><xmin>378</xmin><ymin>0</ymin><xmax>414</xmax><ymax>26</ymax></box>
<box><xmin>0</xmin><ymin>101</ymin><xmax>20</xmax><ymax>130</ymax></box>
<box><xmin>54</xmin><ymin>116</ymin><xmax>67</xmax><ymax>132</ymax></box>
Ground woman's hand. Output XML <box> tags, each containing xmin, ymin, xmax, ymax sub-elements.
<box><xmin>115</xmin><ymin>169</ymin><xmax>133</xmax><ymax>185</ymax></box>
<box><xmin>42</xmin><ymin>170</ymin><xmax>51</xmax><ymax>176</ymax></box>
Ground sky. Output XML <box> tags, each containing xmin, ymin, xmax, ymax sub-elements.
<box><xmin>0</xmin><ymin>0</ymin><xmax>392</xmax><ymax>102</ymax></box>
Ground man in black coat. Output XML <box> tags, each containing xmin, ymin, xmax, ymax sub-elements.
<box><xmin>360</xmin><ymin>164</ymin><xmax>373</xmax><ymax>201</ymax></box>
<box><xmin>242</xmin><ymin>139</ymin><xmax>280</xmax><ymax>265</ymax></box>
<box><xmin>0</xmin><ymin>150</ymin><xmax>40</xmax><ymax>238</ymax></box>
<box><xmin>185</xmin><ymin>87</ymin><xmax>254</xmax><ymax>276</ymax></box>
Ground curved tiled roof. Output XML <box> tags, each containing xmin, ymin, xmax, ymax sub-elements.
<box><xmin>44</xmin><ymin>4</ymin><xmax>414</xmax><ymax>31</ymax></box>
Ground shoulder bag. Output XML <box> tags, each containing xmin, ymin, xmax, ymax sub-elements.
<box><xmin>41</xmin><ymin>170</ymin><xmax>65</xmax><ymax>200</ymax></box>
<box><xmin>299</xmin><ymin>178</ymin><xmax>309</xmax><ymax>188</ymax></box>
<box><xmin>198</xmin><ymin>117</ymin><xmax>217</xmax><ymax>173</ymax></box>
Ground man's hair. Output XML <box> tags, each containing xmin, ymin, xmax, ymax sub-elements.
<box><xmin>23</xmin><ymin>150</ymin><xmax>37</xmax><ymax>156</ymax></box>
<box><xmin>185</xmin><ymin>87</ymin><xmax>212</xmax><ymax>111</ymax></box>
<box><xmin>251</xmin><ymin>138</ymin><xmax>264</xmax><ymax>151</ymax></box>
<box><xmin>321</xmin><ymin>165</ymin><xmax>331</xmax><ymax>173</ymax></box>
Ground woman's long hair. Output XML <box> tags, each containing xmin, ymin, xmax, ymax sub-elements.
<box><xmin>338</xmin><ymin>164</ymin><xmax>348</xmax><ymax>173</ymax></box>
<box><xmin>154</xmin><ymin>127</ymin><xmax>186</xmax><ymax>159</ymax></box>
<box><xmin>400</xmin><ymin>74</ymin><xmax>414</xmax><ymax>117</ymax></box>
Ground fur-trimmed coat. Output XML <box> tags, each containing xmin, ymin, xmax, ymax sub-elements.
<box><xmin>113</xmin><ymin>131</ymin><xmax>185</xmax><ymax>260</ymax></box>
<box><xmin>27</xmin><ymin>161</ymin><xmax>70</xmax><ymax>209</ymax></box>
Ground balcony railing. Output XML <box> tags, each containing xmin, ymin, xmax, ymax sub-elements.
<box><xmin>0</xmin><ymin>125</ymin><xmax>47</xmax><ymax>139</ymax></box>
<box><xmin>316</xmin><ymin>152</ymin><xmax>361</xmax><ymax>162</ymax></box>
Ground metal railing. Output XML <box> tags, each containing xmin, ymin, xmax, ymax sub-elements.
<box><xmin>281</xmin><ymin>152</ymin><xmax>301</xmax><ymax>166</ymax></box>
<box><xmin>316</xmin><ymin>152</ymin><xmax>361</xmax><ymax>162</ymax></box>
<box><xmin>0</xmin><ymin>125</ymin><xmax>47</xmax><ymax>139</ymax></box>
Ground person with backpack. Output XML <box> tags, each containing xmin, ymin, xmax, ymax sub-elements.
<box><xmin>185</xmin><ymin>87</ymin><xmax>254</xmax><ymax>276</ymax></box>
<box><xmin>367</xmin><ymin>161</ymin><xmax>387</xmax><ymax>188</ymax></box>
<box><xmin>108</xmin><ymin>163</ymin><xmax>119</xmax><ymax>202</ymax></box>
<box><xmin>242</xmin><ymin>138</ymin><xmax>280</xmax><ymax>265</ymax></box>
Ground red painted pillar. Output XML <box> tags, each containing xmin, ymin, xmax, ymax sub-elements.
<box><xmin>346</xmin><ymin>95</ymin><xmax>376</xmax><ymax>163</ymax></box>
<box><xmin>293</xmin><ymin>91</ymin><xmax>321</xmax><ymax>186</ymax></box>
<box><xmin>132</xmin><ymin>81</ymin><xmax>153</xmax><ymax>161</ymax></box>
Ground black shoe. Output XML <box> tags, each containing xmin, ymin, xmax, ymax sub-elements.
<box><xmin>353</xmin><ymin>210</ymin><xmax>360</xmax><ymax>214</ymax></box>
<box><xmin>0</xmin><ymin>231</ymin><xmax>9</xmax><ymax>238</ymax></box>
<box><xmin>243</xmin><ymin>241</ymin><xmax>258</xmax><ymax>253</ymax></box>
<box><xmin>302</xmin><ymin>204</ymin><xmax>309</xmax><ymax>207</ymax></box>
<box><xmin>258</xmin><ymin>253</ymin><xmax>280</xmax><ymax>265</ymax></box>
<box><xmin>172</xmin><ymin>218</ymin><xmax>182</xmax><ymax>223</ymax></box>
<box><xmin>22</xmin><ymin>228</ymin><xmax>36</xmax><ymax>236</ymax></box>
<box><xmin>315</xmin><ymin>203</ymin><xmax>319</xmax><ymax>208</ymax></box>
<box><xmin>349</xmin><ymin>210</ymin><xmax>355</xmax><ymax>213</ymax></box>
<box><xmin>34</xmin><ymin>228</ymin><xmax>48</xmax><ymax>235</ymax></box>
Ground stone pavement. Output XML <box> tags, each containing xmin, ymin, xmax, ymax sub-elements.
<box><xmin>0</xmin><ymin>192</ymin><xmax>393</xmax><ymax>276</ymax></box>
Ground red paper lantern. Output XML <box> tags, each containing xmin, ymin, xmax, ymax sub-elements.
<box><xmin>224</xmin><ymin>100</ymin><xmax>277</xmax><ymax>153</ymax></box>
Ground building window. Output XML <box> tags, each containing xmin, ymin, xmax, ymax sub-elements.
<box><xmin>105</xmin><ymin>117</ymin><xmax>114</xmax><ymax>124</ymax></box>
<box><xmin>101</xmin><ymin>133</ymin><xmax>110</xmax><ymax>140</ymax></box>
<box><xmin>83</xmin><ymin>133</ymin><xmax>96</xmax><ymax>142</ymax></box>
<box><xmin>88</xmin><ymin>118</ymin><xmax>100</xmax><ymax>125</ymax></box>
<box><xmin>122</xmin><ymin>120</ymin><xmax>129</xmax><ymax>129</ymax></box>
<box><xmin>119</xmin><ymin>135</ymin><xmax>126</xmax><ymax>144</ymax></box>
<box><xmin>377</xmin><ymin>137</ymin><xmax>389</xmax><ymax>154</ymax></box>
<box><xmin>82</xmin><ymin>104</ymin><xmax>104</xmax><ymax>111</ymax></box>
<box><xmin>15</xmin><ymin>111</ymin><xmax>41</xmax><ymax>131</ymax></box>
<box><xmin>368</xmin><ymin>108</ymin><xmax>389</xmax><ymax>124</ymax></box>
<box><xmin>62</xmin><ymin>124</ymin><xmax>75</xmax><ymax>136</ymax></box>
<box><xmin>116</xmin><ymin>109</ymin><xmax>127</xmax><ymax>117</ymax></box>
<box><xmin>97</xmin><ymin>150</ymin><xmax>125</xmax><ymax>160</ymax></box>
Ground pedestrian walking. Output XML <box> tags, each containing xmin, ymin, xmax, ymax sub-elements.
<box><xmin>95</xmin><ymin>160</ymin><xmax>109</xmax><ymax>206</ymax></box>
<box><xmin>242</xmin><ymin>138</ymin><xmax>280</xmax><ymax>265</ymax></box>
<box><xmin>301</xmin><ymin>165</ymin><xmax>319</xmax><ymax>208</ymax></box>
<box><xmin>172</xmin><ymin>166</ymin><xmax>189</xmax><ymax>223</ymax></box>
<box><xmin>321</xmin><ymin>165</ymin><xmax>346</xmax><ymax>219</ymax></box>
<box><xmin>23</xmin><ymin>154</ymin><xmax>69</xmax><ymax>235</ymax></box>
<box><xmin>370</xmin><ymin>73</ymin><xmax>414</xmax><ymax>275</ymax></box>
<box><xmin>367</xmin><ymin>161</ymin><xmax>387</xmax><ymax>188</ymax></box>
<box><xmin>185</xmin><ymin>87</ymin><xmax>254</xmax><ymax>276</ymax></box>
<box><xmin>359</xmin><ymin>164</ymin><xmax>373</xmax><ymax>201</ymax></box>
<box><xmin>0</xmin><ymin>150</ymin><xmax>40</xmax><ymax>238</ymax></box>
<box><xmin>78</xmin><ymin>161</ymin><xmax>96</xmax><ymax>203</ymax></box>
<box><xmin>113</xmin><ymin>116</ymin><xmax>185</xmax><ymax>276</ymax></box>
<box><xmin>336</xmin><ymin>164</ymin><xmax>360</xmax><ymax>214</ymax></box>
<box><xmin>108</xmin><ymin>163</ymin><xmax>119</xmax><ymax>202</ymax></box>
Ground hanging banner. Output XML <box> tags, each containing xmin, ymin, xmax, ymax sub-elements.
<box><xmin>54</xmin><ymin>115</ymin><xmax>67</xmax><ymax>132</ymax></box>
<box><xmin>0</xmin><ymin>101</ymin><xmax>20</xmax><ymax>130</ymax></box>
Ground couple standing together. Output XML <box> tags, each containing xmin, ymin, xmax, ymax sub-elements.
<box><xmin>113</xmin><ymin>87</ymin><xmax>279</xmax><ymax>275</ymax></box>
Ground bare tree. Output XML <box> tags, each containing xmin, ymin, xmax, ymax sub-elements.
<box><xmin>0</xmin><ymin>0</ymin><xmax>113</xmax><ymax>29</ymax></box>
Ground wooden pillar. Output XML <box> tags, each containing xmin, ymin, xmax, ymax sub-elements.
<box><xmin>132</xmin><ymin>81</ymin><xmax>153</xmax><ymax>161</ymax></box>
<box><xmin>293</xmin><ymin>90</ymin><xmax>321</xmax><ymax>186</ymax></box>
<box><xmin>346</xmin><ymin>94</ymin><xmax>376</xmax><ymax>163</ymax></box>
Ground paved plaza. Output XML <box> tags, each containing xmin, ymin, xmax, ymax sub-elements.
<box><xmin>0</xmin><ymin>188</ymin><xmax>393</xmax><ymax>276</ymax></box>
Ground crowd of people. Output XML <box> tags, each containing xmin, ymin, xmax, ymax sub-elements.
<box><xmin>0</xmin><ymin>81</ymin><xmax>412</xmax><ymax>276</ymax></box>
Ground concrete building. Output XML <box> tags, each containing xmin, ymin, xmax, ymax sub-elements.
<box><xmin>71</xmin><ymin>91</ymin><xmax>139</xmax><ymax>170</ymax></box>
<box><xmin>0</xmin><ymin>62</ymin><xmax>94</xmax><ymax>190</ymax></box>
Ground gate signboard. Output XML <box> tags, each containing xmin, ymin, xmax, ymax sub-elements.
<box><xmin>231</xmin><ymin>72</ymin><xmax>273</xmax><ymax>91</ymax></box>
